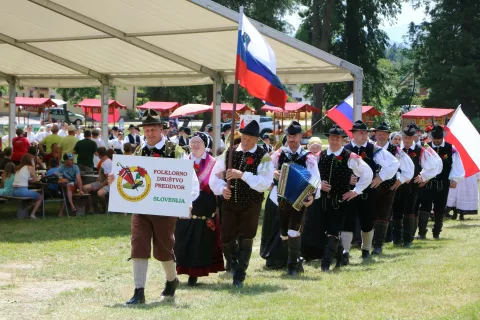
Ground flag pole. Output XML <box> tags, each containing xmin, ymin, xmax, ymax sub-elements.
<box><xmin>226</xmin><ymin>6</ymin><xmax>244</xmax><ymax>190</ymax></box>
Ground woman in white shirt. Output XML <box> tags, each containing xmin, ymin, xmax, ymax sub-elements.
<box><xmin>108</xmin><ymin>131</ymin><xmax>125</xmax><ymax>154</ymax></box>
<box><xmin>12</xmin><ymin>154</ymin><xmax>43</xmax><ymax>219</ymax></box>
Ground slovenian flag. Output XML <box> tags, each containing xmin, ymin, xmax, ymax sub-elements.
<box><xmin>236</xmin><ymin>13</ymin><xmax>288</xmax><ymax>108</ymax></box>
<box><xmin>326</xmin><ymin>94</ymin><xmax>354</xmax><ymax>138</ymax></box>
<box><xmin>444</xmin><ymin>106</ymin><xmax>480</xmax><ymax>177</ymax></box>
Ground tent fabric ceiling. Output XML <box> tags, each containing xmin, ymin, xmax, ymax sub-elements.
<box><xmin>0</xmin><ymin>0</ymin><xmax>361</xmax><ymax>88</ymax></box>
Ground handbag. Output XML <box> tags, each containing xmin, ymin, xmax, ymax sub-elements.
<box><xmin>40</xmin><ymin>174</ymin><xmax>59</xmax><ymax>184</ymax></box>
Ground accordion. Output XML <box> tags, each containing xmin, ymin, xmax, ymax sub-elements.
<box><xmin>277</xmin><ymin>163</ymin><xmax>320</xmax><ymax>211</ymax></box>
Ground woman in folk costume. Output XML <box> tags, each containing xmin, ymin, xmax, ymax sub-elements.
<box><xmin>175</xmin><ymin>132</ymin><xmax>224</xmax><ymax>286</ymax></box>
<box><xmin>446</xmin><ymin>172</ymin><xmax>480</xmax><ymax>220</ymax></box>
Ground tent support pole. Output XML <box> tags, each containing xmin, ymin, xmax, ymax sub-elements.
<box><xmin>101</xmin><ymin>80</ymin><xmax>110</xmax><ymax>146</ymax></box>
<box><xmin>353</xmin><ymin>71</ymin><xmax>363</xmax><ymax>122</ymax></box>
<box><xmin>212</xmin><ymin>78</ymin><xmax>222</xmax><ymax>153</ymax></box>
<box><xmin>7</xmin><ymin>78</ymin><xmax>16</xmax><ymax>147</ymax></box>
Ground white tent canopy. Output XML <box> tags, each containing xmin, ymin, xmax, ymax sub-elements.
<box><xmin>0</xmin><ymin>0</ymin><xmax>363</xmax><ymax>148</ymax></box>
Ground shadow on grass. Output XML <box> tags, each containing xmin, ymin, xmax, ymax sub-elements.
<box><xmin>107</xmin><ymin>299</ymin><xmax>191</xmax><ymax>310</ymax></box>
<box><xmin>0</xmin><ymin>214</ymin><xmax>131</xmax><ymax>243</ymax></box>
<box><xmin>181</xmin><ymin>282</ymin><xmax>285</xmax><ymax>295</ymax></box>
<box><xmin>445</xmin><ymin>223</ymin><xmax>480</xmax><ymax>230</ymax></box>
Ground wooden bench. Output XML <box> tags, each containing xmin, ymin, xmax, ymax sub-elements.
<box><xmin>72</xmin><ymin>193</ymin><xmax>91</xmax><ymax>217</ymax></box>
<box><xmin>0</xmin><ymin>196</ymin><xmax>36</xmax><ymax>219</ymax></box>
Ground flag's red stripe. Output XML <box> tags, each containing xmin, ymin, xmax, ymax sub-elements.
<box><xmin>327</xmin><ymin>108</ymin><xmax>353</xmax><ymax>138</ymax></box>
<box><xmin>236</xmin><ymin>55</ymin><xmax>287</xmax><ymax>107</ymax></box>
<box><xmin>444</xmin><ymin>127</ymin><xmax>480</xmax><ymax>178</ymax></box>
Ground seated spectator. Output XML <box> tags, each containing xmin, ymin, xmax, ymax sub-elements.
<box><xmin>123</xmin><ymin>143</ymin><xmax>133</xmax><ymax>155</ymax></box>
<box><xmin>106</xmin><ymin>148</ymin><xmax>114</xmax><ymax>160</ymax></box>
<box><xmin>12</xmin><ymin>154</ymin><xmax>42</xmax><ymax>219</ymax></box>
<box><xmin>11</xmin><ymin>128</ymin><xmax>31</xmax><ymax>165</ymax></box>
<box><xmin>59</xmin><ymin>125</ymin><xmax>79</xmax><ymax>160</ymax></box>
<box><xmin>28</xmin><ymin>146</ymin><xmax>46</xmax><ymax>170</ymax></box>
<box><xmin>0</xmin><ymin>147</ymin><xmax>13</xmax><ymax>170</ymax></box>
<box><xmin>0</xmin><ymin>162</ymin><xmax>15</xmax><ymax>196</ymax></box>
<box><xmin>83</xmin><ymin>147</ymin><xmax>112</xmax><ymax>212</ymax></box>
<box><xmin>74</xmin><ymin>130</ymin><xmax>97</xmax><ymax>173</ymax></box>
<box><xmin>45</xmin><ymin>158</ymin><xmax>68</xmax><ymax>217</ymax></box>
<box><xmin>92</xmin><ymin>129</ymin><xmax>105</xmax><ymax>168</ymax></box>
<box><xmin>43</xmin><ymin>143</ymin><xmax>61</xmax><ymax>168</ymax></box>
<box><xmin>56</xmin><ymin>153</ymin><xmax>84</xmax><ymax>214</ymax></box>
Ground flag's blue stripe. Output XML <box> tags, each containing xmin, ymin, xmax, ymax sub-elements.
<box><xmin>335</xmin><ymin>101</ymin><xmax>353</xmax><ymax>122</ymax></box>
<box><xmin>237</xmin><ymin>31</ymin><xmax>285</xmax><ymax>91</ymax></box>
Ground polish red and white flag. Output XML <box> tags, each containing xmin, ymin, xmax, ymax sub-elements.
<box><xmin>444</xmin><ymin>105</ymin><xmax>480</xmax><ymax>177</ymax></box>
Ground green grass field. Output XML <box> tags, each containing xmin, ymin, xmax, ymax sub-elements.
<box><xmin>0</xmin><ymin>206</ymin><xmax>479</xmax><ymax>320</ymax></box>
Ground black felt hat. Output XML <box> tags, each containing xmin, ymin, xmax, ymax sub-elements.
<box><xmin>350</xmin><ymin>120</ymin><xmax>369</xmax><ymax>132</ymax></box>
<box><xmin>325</xmin><ymin>124</ymin><xmax>347</xmax><ymax>137</ymax></box>
<box><xmin>222</xmin><ymin>124</ymin><xmax>232</xmax><ymax>132</ymax></box>
<box><xmin>286</xmin><ymin>121</ymin><xmax>303</xmax><ymax>135</ymax></box>
<box><xmin>431</xmin><ymin>125</ymin><xmax>444</xmax><ymax>139</ymax></box>
<box><xmin>402</xmin><ymin>123</ymin><xmax>418</xmax><ymax>137</ymax></box>
<box><xmin>138</xmin><ymin>109</ymin><xmax>168</xmax><ymax>128</ymax></box>
<box><xmin>374</xmin><ymin>121</ymin><xmax>391</xmax><ymax>133</ymax></box>
<box><xmin>128</xmin><ymin>124</ymin><xmax>135</xmax><ymax>130</ymax></box>
<box><xmin>111</xmin><ymin>126</ymin><xmax>119</xmax><ymax>131</ymax></box>
<box><xmin>240</xmin><ymin>120</ymin><xmax>260</xmax><ymax>137</ymax></box>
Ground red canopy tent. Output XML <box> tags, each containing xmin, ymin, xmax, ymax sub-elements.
<box><xmin>362</xmin><ymin>106</ymin><xmax>383</xmax><ymax>126</ymax></box>
<box><xmin>74</xmin><ymin>99</ymin><xmax>127</xmax><ymax>125</ymax></box>
<box><xmin>262</xmin><ymin>103</ymin><xmax>321</xmax><ymax>135</ymax></box>
<box><xmin>402</xmin><ymin>108</ymin><xmax>455</xmax><ymax>128</ymax></box>
<box><xmin>6</xmin><ymin>97</ymin><xmax>58</xmax><ymax>125</ymax></box>
<box><xmin>137</xmin><ymin>101</ymin><xmax>180</xmax><ymax>117</ymax></box>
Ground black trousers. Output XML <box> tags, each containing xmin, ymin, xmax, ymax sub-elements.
<box><xmin>278</xmin><ymin>199</ymin><xmax>305</xmax><ymax>237</ymax></box>
<box><xmin>393</xmin><ymin>183</ymin><xmax>419</xmax><ymax>220</ymax></box>
<box><xmin>343</xmin><ymin>189</ymin><xmax>374</xmax><ymax>232</ymax></box>
<box><xmin>320</xmin><ymin>193</ymin><xmax>349</xmax><ymax>237</ymax></box>
<box><xmin>373</xmin><ymin>186</ymin><xmax>397</xmax><ymax>222</ymax></box>
<box><xmin>221</xmin><ymin>201</ymin><xmax>262</xmax><ymax>244</ymax></box>
<box><xmin>419</xmin><ymin>179</ymin><xmax>450</xmax><ymax>235</ymax></box>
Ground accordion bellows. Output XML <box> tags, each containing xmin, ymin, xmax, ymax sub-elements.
<box><xmin>277</xmin><ymin>163</ymin><xmax>320</xmax><ymax>211</ymax></box>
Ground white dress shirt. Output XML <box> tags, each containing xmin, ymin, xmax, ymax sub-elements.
<box><xmin>327</xmin><ymin>146</ymin><xmax>374</xmax><ymax>195</ymax></box>
<box><xmin>58</xmin><ymin>129</ymin><xmax>68</xmax><ymax>137</ymax></box>
<box><xmin>377</xmin><ymin>141</ymin><xmax>415</xmax><ymax>184</ymax></box>
<box><xmin>109</xmin><ymin>138</ymin><xmax>124</xmax><ymax>150</ymax></box>
<box><xmin>402</xmin><ymin>143</ymin><xmax>442</xmax><ymax>182</ymax></box>
<box><xmin>209</xmin><ymin>144</ymin><xmax>274</xmax><ymax>195</ymax></box>
<box><xmin>351</xmin><ymin>141</ymin><xmax>400</xmax><ymax>181</ymax></box>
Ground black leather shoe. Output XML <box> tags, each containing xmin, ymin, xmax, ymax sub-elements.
<box><xmin>416</xmin><ymin>234</ymin><xmax>427</xmax><ymax>240</ymax></box>
<box><xmin>125</xmin><ymin>288</ymin><xmax>145</xmax><ymax>305</ymax></box>
<box><xmin>341</xmin><ymin>252</ymin><xmax>350</xmax><ymax>266</ymax></box>
<box><xmin>296</xmin><ymin>258</ymin><xmax>305</xmax><ymax>273</ymax></box>
<box><xmin>161</xmin><ymin>278</ymin><xmax>179</xmax><ymax>297</ymax></box>
<box><xmin>232</xmin><ymin>279</ymin><xmax>244</xmax><ymax>288</ymax></box>
<box><xmin>433</xmin><ymin>234</ymin><xmax>440</xmax><ymax>240</ymax></box>
<box><xmin>361</xmin><ymin>249</ymin><xmax>371</xmax><ymax>259</ymax></box>
<box><xmin>371</xmin><ymin>247</ymin><xmax>382</xmax><ymax>255</ymax></box>
<box><xmin>403</xmin><ymin>242</ymin><xmax>412</xmax><ymax>248</ymax></box>
<box><xmin>187</xmin><ymin>276</ymin><xmax>198</xmax><ymax>287</ymax></box>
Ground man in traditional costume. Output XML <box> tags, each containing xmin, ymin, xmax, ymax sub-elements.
<box><xmin>317</xmin><ymin>125</ymin><xmax>373</xmax><ymax>271</ymax></box>
<box><xmin>372</xmin><ymin>121</ymin><xmax>414</xmax><ymax>255</ymax></box>
<box><xmin>391</xmin><ymin>123</ymin><xmax>441</xmax><ymax>247</ymax></box>
<box><xmin>120</xmin><ymin>109</ymin><xmax>199</xmax><ymax>304</ymax></box>
<box><xmin>418</xmin><ymin>125</ymin><xmax>464</xmax><ymax>239</ymax></box>
<box><xmin>270</xmin><ymin>121</ymin><xmax>318</xmax><ymax>275</ymax></box>
<box><xmin>209</xmin><ymin>120</ymin><xmax>273</xmax><ymax>287</ymax></box>
<box><xmin>341</xmin><ymin>120</ymin><xmax>399</xmax><ymax>260</ymax></box>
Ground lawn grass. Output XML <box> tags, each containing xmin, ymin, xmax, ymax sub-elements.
<box><xmin>0</xmin><ymin>205</ymin><xmax>479</xmax><ymax>320</ymax></box>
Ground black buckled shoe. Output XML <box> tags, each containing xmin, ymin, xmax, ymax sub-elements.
<box><xmin>232</xmin><ymin>279</ymin><xmax>244</xmax><ymax>288</ymax></box>
<box><xmin>125</xmin><ymin>288</ymin><xmax>145</xmax><ymax>305</ymax></box>
<box><xmin>361</xmin><ymin>249</ymin><xmax>371</xmax><ymax>259</ymax></box>
<box><xmin>371</xmin><ymin>247</ymin><xmax>382</xmax><ymax>255</ymax></box>
<box><xmin>161</xmin><ymin>278</ymin><xmax>179</xmax><ymax>298</ymax></box>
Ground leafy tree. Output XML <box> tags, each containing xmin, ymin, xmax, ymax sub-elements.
<box><xmin>408</xmin><ymin>0</ymin><xmax>480</xmax><ymax>119</ymax></box>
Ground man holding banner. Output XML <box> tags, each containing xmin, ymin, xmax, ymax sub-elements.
<box><xmin>110</xmin><ymin>109</ymin><xmax>200</xmax><ymax>305</ymax></box>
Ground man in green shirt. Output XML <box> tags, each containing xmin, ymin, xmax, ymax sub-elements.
<box><xmin>59</xmin><ymin>125</ymin><xmax>79</xmax><ymax>161</ymax></box>
<box><xmin>74</xmin><ymin>130</ymin><xmax>98</xmax><ymax>172</ymax></box>
<box><xmin>39</xmin><ymin>125</ymin><xmax>62</xmax><ymax>154</ymax></box>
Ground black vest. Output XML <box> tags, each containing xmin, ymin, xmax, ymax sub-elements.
<box><xmin>178</xmin><ymin>136</ymin><xmax>189</xmax><ymax>147</ymax></box>
<box><xmin>140</xmin><ymin>144</ymin><xmax>176</xmax><ymax>158</ymax></box>
<box><xmin>128</xmin><ymin>134</ymin><xmax>141</xmax><ymax>145</ymax></box>
<box><xmin>319</xmin><ymin>148</ymin><xmax>352</xmax><ymax>195</ymax></box>
<box><xmin>403</xmin><ymin>145</ymin><xmax>423</xmax><ymax>179</ymax></box>
<box><xmin>224</xmin><ymin>146</ymin><xmax>267</xmax><ymax>204</ymax></box>
<box><xmin>428</xmin><ymin>141</ymin><xmax>453</xmax><ymax>181</ymax></box>
<box><xmin>262</xmin><ymin>143</ymin><xmax>273</xmax><ymax>153</ymax></box>
<box><xmin>344</xmin><ymin>142</ymin><xmax>376</xmax><ymax>176</ymax></box>
<box><xmin>277</xmin><ymin>148</ymin><xmax>309</xmax><ymax>169</ymax></box>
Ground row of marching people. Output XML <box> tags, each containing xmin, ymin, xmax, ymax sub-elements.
<box><xmin>116</xmin><ymin>108</ymin><xmax>467</xmax><ymax>305</ymax></box>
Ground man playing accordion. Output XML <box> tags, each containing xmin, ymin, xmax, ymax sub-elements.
<box><xmin>271</xmin><ymin>121</ymin><xmax>319</xmax><ymax>276</ymax></box>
